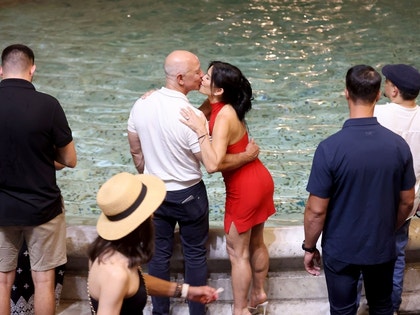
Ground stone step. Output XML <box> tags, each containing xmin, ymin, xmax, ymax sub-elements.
<box><xmin>58</xmin><ymin>218</ymin><xmax>420</xmax><ymax>314</ymax></box>
<box><xmin>58</xmin><ymin>263</ymin><xmax>420</xmax><ymax>314</ymax></box>
<box><xmin>57</xmin><ymin>299</ymin><xmax>331</xmax><ymax>315</ymax></box>
<box><xmin>57</xmin><ymin>291</ymin><xmax>420</xmax><ymax>315</ymax></box>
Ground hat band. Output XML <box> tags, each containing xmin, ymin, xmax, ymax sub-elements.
<box><xmin>106</xmin><ymin>184</ymin><xmax>148</xmax><ymax>222</ymax></box>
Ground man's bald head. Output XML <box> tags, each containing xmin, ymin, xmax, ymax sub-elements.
<box><xmin>164</xmin><ymin>50</ymin><xmax>198</xmax><ymax>77</ymax></box>
<box><xmin>164</xmin><ymin>50</ymin><xmax>203</xmax><ymax>95</ymax></box>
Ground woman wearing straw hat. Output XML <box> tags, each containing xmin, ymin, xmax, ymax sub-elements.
<box><xmin>87</xmin><ymin>172</ymin><xmax>219</xmax><ymax>315</ymax></box>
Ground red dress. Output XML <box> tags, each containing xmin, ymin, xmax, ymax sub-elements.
<box><xmin>210</xmin><ymin>102</ymin><xmax>276</xmax><ymax>233</ymax></box>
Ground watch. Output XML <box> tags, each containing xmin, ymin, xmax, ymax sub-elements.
<box><xmin>302</xmin><ymin>240</ymin><xmax>317</xmax><ymax>253</ymax></box>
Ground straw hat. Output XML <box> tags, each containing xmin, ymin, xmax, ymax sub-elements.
<box><xmin>96</xmin><ymin>172</ymin><xmax>166</xmax><ymax>240</ymax></box>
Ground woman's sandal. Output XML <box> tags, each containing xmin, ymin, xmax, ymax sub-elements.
<box><xmin>248</xmin><ymin>301</ymin><xmax>268</xmax><ymax>315</ymax></box>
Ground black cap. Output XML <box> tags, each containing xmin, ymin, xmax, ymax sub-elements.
<box><xmin>382</xmin><ymin>64</ymin><xmax>420</xmax><ymax>95</ymax></box>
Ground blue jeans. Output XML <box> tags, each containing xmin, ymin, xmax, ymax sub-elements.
<box><xmin>323</xmin><ymin>252</ymin><xmax>395</xmax><ymax>315</ymax></box>
<box><xmin>148</xmin><ymin>181</ymin><xmax>209</xmax><ymax>315</ymax></box>
<box><xmin>356</xmin><ymin>219</ymin><xmax>411</xmax><ymax>312</ymax></box>
<box><xmin>392</xmin><ymin>219</ymin><xmax>410</xmax><ymax>312</ymax></box>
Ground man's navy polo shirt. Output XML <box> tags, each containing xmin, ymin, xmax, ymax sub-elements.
<box><xmin>307</xmin><ymin>117</ymin><xmax>415</xmax><ymax>265</ymax></box>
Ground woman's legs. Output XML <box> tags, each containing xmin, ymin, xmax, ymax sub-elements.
<box><xmin>249</xmin><ymin>223</ymin><xmax>268</xmax><ymax>307</ymax></box>
<box><xmin>226</xmin><ymin>223</ymin><xmax>252</xmax><ymax>315</ymax></box>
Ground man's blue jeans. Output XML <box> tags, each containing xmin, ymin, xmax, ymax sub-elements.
<box><xmin>392</xmin><ymin>219</ymin><xmax>410</xmax><ymax>312</ymax></box>
<box><xmin>323</xmin><ymin>252</ymin><xmax>395</xmax><ymax>315</ymax></box>
<box><xmin>356</xmin><ymin>219</ymin><xmax>412</xmax><ymax>312</ymax></box>
<box><xmin>148</xmin><ymin>181</ymin><xmax>209</xmax><ymax>315</ymax></box>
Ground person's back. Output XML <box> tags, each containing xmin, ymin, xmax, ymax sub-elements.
<box><xmin>127</xmin><ymin>50</ymin><xmax>210</xmax><ymax>315</ymax></box>
<box><xmin>0</xmin><ymin>78</ymin><xmax>71</xmax><ymax>225</ymax></box>
<box><xmin>304</xmin><ymin>64</ymin><xmax>415</xmax><ymax>315</ymax></box>
<box><xmin>0</xmin><ymin>44</ymin><xmax>76</xmax><ymax>315</ymax></box>
<box><xmin>315</xmin><ymin>119</ymin><xmax>412</xmax><ymax>263</ymax></box>
<box><xmin>375</xmin><ymin>102</ymin><xmax>420</xmax><ymax>134</ymax></box>
<box><xmin>374</xmin><ymin>64</ymin><xmax>420</xmax><ymax>212</ymax></box>
<box><xmin>373</xmin><ymin>63</ymin><xmax>420</xmax><ymax>314</ymax></box>
<box><xmin>128</xmin><ymin>87</ymin><xmax>202</xmax><ymax>190</ymax></box>
<box><xmin>376</xmin><ymin>103</ymin><xmax>420</xmax><ymax>207</ymax></box>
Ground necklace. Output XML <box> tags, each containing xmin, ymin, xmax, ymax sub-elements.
<box><xmin>87</xmin><ymin>276</ymin><xmax>96</xmax><ymax>315</ymax></box>
<box><xmin>138</xmin><ymin>266</ymin><xmax>148</xmax><ymax>296</ymax></box>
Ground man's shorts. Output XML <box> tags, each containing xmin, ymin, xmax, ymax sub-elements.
<box><xmin>0</xmin><ymin>213</ymin><xmax>67</xmax><ymax>272</ymax></box>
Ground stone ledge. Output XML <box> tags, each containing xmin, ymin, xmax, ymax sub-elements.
<box><xmin>65</xmin><ymin>222</ymin><xmax>310</xmax><ymax>272</ymax></box>
<box><xmin>61</xmin><ymin>217</ymin><xmax>420</xmax><ymax>313</ymax></box>
<box><xmin>66</xmin><ymin>217</ymin><xmax>420</xmax><ymax>270</ymax></box>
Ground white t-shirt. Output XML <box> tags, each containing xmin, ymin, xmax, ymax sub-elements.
<box><xmin>374</xmin><ymin>102</ymin><xmax>420</xmax><ymax>215</ymax></box>
<box><xmin>128</xmin><ymin>87</ymin><xmax>203</xmax><ymax>191</ymax></box>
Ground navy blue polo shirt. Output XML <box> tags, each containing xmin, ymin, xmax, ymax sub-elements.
<box><xmin>307</xmin><ymin>117</ymin><xmax>415</xmax><ymax>265</ymax></box>
<box><xmin>0</xmin><ymin>79</ymin><xmax>73</xmax><ymax>226</ymax></box>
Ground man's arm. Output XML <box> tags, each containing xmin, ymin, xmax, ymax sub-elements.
<box><xmin>55</xmin><ymin>140</ymin><xmax>77</xmax><ymax>168</ymax></box>
<box><xmin>217</xmin><ymin>139</ymin><xmax>260</xmax><ymax>172</ymax></box>
<box><xmin>127</xmin><ymin>131</ymin><xmax>145</xmax><ymax>173</ymax></box>
<box><xmin>55</xmin><ymin>161</ymin><xmax>66</xmax><ymax>170</ymax></box>
<box><xmin>303</xmin><ymin>193</ymin><xmax>329</xmax><ymax>276</ymax></box>
<box><xmin>198</xmin><ymin>99</ymin><xmax>212</xmax><ymax>121</ymax></box>
<box><xmin>396</xmin><ymin>187</ymin><xmax>415</xmax><ymax>229</ymax></box>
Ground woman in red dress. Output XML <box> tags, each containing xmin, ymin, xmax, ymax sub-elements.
<box><xmin>181</xmin><ymin>61</ymin><xmax>275</xmax><ymax>315</ymax></box>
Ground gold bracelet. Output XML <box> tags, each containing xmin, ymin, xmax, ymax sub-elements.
<box><xmin>173</xmin><ymin>283</ymin><xmax>182</xmax><ymax>298</ymax></box>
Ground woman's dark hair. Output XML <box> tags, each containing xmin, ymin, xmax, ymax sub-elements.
<box><xmin>209</xmin><ymin>61</ymin><xmax>253</xmax><ymax>121</ymax></box>
<box><xmin>346</xmin><ymin>65</ymin><xmax>381</xmax><ymax>103</ymax></box>
<box><xmin>87</xmin><ymin>217</ymin><xmax>155</xmax><ymax>268</ymax></box>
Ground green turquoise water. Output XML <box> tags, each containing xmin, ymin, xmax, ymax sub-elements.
<box><xmin>1</xmin><ymin>0</ymin><xmax>419</xmax><ymax>225</ymax></box>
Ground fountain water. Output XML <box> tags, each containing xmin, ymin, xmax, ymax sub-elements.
<box><xmin>1</xmin><ymin>0</ymin><xmax>419</xmax><ymax>226</ymax></box>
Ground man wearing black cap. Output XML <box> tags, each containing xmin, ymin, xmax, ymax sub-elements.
<box><xmin>374</xmin><ymin>64</ymin><xmax>420</xmax><ymax>314</ymax></box>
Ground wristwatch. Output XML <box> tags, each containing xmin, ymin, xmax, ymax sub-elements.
<box><xmin>302</xmin><ymin>240</ymin><xmax>317</xmax><ymax>253</ymax></box>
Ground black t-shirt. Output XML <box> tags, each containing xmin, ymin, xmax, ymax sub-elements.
<box><xmin>0</xmin><ymin>78</ymin><xmax>73</xmax><ymax>226</ymax></box>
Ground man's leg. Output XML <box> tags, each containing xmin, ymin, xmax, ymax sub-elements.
<box><xmin>26</xmin><ymin>213</ymin><xmax>67</xmax><ymax>315</ymax></box>
<box><xmin>323</xmin><ymin>252</ymin><xmax>360</xmax><ymax>315</ymax></box>
<box><xmin>363</xmin><ymin>259</ymin><xmax>395</xmax><ymax>315</ymax></box>
<box><xmin>180</xmin><ymin>213</ymin><xmax>209</xmax><ymax>314</ymax></box>
<box><xmin>148</xmin><ymin>211</ymin><xmax>176</xmax><ymax>315</ymax></box>
<box><xmin>0</xmin><ymin>226</ymin><xmax>21</xmax><ymax>314</ymax></box>
<box><xmin>32</xmin><ymin>269</ymin><xmax>55</xmax><ymax>315</ymax></box>
<box><xmin>178</xmin><ymin>181</ymin><xmax>209</xmax><ymax>315</ymax></box>
<box><xmin>0</xmin><ymin>270</ymin><xmax>16</xmax><ymax>314</ymax></box>
<box><xmin>392</xmin><ymin>219</ymin><xmax>410</xmax><ymax>312</ymax></box>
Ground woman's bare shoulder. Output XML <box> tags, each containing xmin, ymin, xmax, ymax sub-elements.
<box><xmin>217</xmin><ymin>104</ymin><xmax>237</xmax><ymax>119</ymax></box>
<box><xmin>91</xmin><ymin>254</ymin><xmax>131</xmax><ymax>285</ymax></box>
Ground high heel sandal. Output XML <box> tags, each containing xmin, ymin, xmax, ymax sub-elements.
<box><xmin>248</xmin><ymin>301</ymin><xmax>268</xmax><ymax>315</ymax></box>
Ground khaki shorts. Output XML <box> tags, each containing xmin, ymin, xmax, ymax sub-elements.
<box><xmin>0</xmin><ymin>213</ymin><xmax>67</xmax><ymax>272</ymax></box>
